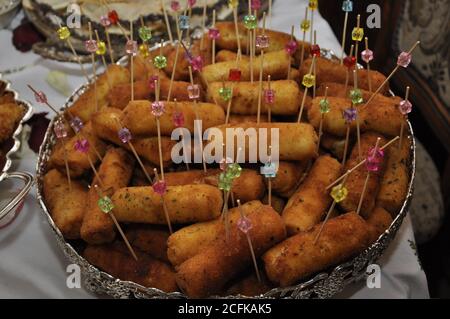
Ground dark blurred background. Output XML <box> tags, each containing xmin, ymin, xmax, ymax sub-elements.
<box><xmin>318</xmin><ymin>0</ymin><xmax>450</xmax><ymax>298</ymax></box>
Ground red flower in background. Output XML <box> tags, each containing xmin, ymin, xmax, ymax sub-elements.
<box><xmin>12</xmin><ymin>20</ymin><xmax>44</xmax><ymax>52</ymax></box>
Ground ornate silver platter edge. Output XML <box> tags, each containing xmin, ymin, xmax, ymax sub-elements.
<box><xmin>0</xmin><ymin>76</ymin><xmax>34</xmax><ymax>222</ymax></box>
<box><xmin>35</xmin><ymin>47</ymin><xmax>416</xmax><ymax>299</ymax></box>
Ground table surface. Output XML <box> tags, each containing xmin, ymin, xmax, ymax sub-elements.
<box><xmin>0</xmin><ymin>0</ymin><xmax>429</xmax><ymax>299</ymax></box>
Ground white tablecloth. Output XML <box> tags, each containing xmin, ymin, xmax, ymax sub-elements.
<box><xmin>0</xmin><ymin>0</ymin><xmax>429</xmax><ymax>299</ymax></box>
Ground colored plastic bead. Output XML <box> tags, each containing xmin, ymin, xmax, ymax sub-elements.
<box><xmin>397</xmin><ymin>52</ymin><xmax>412</xmax><ymax>68</ymax></box>
<box><xmin>54</xmin><ymin>118</ymin><xmax>68</xmax><ymax>139</ymax></box>
<box><xmin>243</xmin><ymin>15</ymin><xmax>257</xmax><ymax>30</ymax></box>
<box><xmin>228</xmin><ymin>0</ymin><xmax>239</xmax><ymax>9</ymax></box>
<box><xmin>219</xmin><ymin>87</ymin><xmax>232</xmax><ymax>101</ymax></box>
<box><xmin>310</xmin><ymin>44</ymin><xmax>321</xmax><ymax>57</ymax></box>
<box><xmin>256</xmin><ymin>34</ymin><xmax>270</xmax><ymax>49</ymax></box>
<box><xmin>96</xmin><ymin>41</ymin><xmax>107</xmax><ymax>55</ymax></box>
<box><xmin>308</xmin><ymin>0</ymin><xmax>318</xmax><ymax>10</ymax></box>
<box><xmin>366</xmin><ymin>147</ymin><xmax>384</xmax><ymax>172</ymax></box>
<box><xmin>319</xmin><ymin>98</ymin><xmax>330</xmax><ymax>113</ymax></box>
<box><xmin>302</xmin><ymin>74</ymin><xmax>315</xmax><ymax>88</ymax></box>
<box><xmin>343</xmin><ymin>56</ymin><xmax>356</xmax><ymax>69</ymax></box>
<box><xmin>170</xmin><ymin>1</ymin><xmax>180</xmax><ymax>11</ymax></box>
<box><xmin>108</xmin><ymin>10</ymin><xmax>119</xmax><ymax>25</ymax></box>
<box><xmin>285</xmin><ymin>40</ymin><xmax>298</xmax><ymax>55</ymax></box>
<box><xmin>330</xmin><ymin>184</ymin><xmax>348</xmax><ymax>203</ymax></box>
<box><xmin>264</xmin><ymin>89</ymin><xmax>275</xmax><ymax>104</ymax></box>
<box><xmin>218</xmin><ymin>172</ymin><xmax>232</xmax><ymax>191</ymax></box>
<box><xmin>398</xmin><ymin>99</ymin><xmax>412</xmax><ymax>115</ymax></box>
<box><xmin>228</xmin><ymin>68</ymin><xmax>242</xmax><ymax>81</ymax></box>
<box><xmin>237</xmin><ymin>216</ymin><xmax>252</xmax><ymax>234</ymax></box>
<box><xmin>70</xmin><ymin>116</ymin><xmax>84</xmax><ymax>133</ymax></box>
<box><xmin>149</xmin><ymin>75</ymin><xmax>158</xmax><ymax>90</ymax></box>
<box><xmin>349</xmin><ymin>89</ymin><xmax>363</xmax><ymax>105</ymax></box>
<box><xmin>139</xmin><ymin>43</ymin><xmax>149</xmax><ymax>57</ymax></box>
<box><xmin>151</xmin><ymin>101</ymin><xmax>165</xmax><ymax>117</ymax></box>
<box><xmin>34</xmin><ymin>91</ymin><xmax>47</xmax><ymax>103</ymax></box>
<box><xmin>153</xmin><ymin>55</ymin><xmax>168</xmax><ymax>69</ymax></box>
<box><xmin>251</xmin><ymin>0</ymin><xmax>261</xmax><ymax>10</ymax></box>
<box><xmin>351</xmin><ymin>27</ymin><xmax>364</xmax><ymax>42</ymax></box>
<box><xmin>342</xmin><ymin>0</ymin><xmax>353</xmax><ymax>12</ymax></box>
<box><xmin>361</xmin><ymin>49</ymin><xmax>373</xmax><ymax>63</ymax></box>
<box><xmin>98</xmin><ymin>196</ymin><xmax>114</xmax><ymax>213</ymax></box>
<box><xmin>153</xmin><ymin>180</ymin><xmax>167</xmax><ymax>195</ymax></box>
<box><xmin>343</xmin><ymin>108</ymin><xmax>357</xmax><ymax>123</ymax></box>
<box><xmin>125</xmin><ymin>40</ymin><xmax>138</xmax><ymax>56</ymax></box>
<box><xmin>74</xmin><ymin>139</ymin><xmax>89</xmax><ymax>153</ymax></box>
<box><xmin>188</xmin><ymin>0</ymin><xmax>196</xmax><ymax>7</ymax></box>
<box><xmin>226</xmin><ymin>163</ymin><xmax>242</xmax><ymax>179</ymax></box>
<box><xmin>118</xmin><ymin>127</ymin><xmax>132</xmax><ymax>143</ymax></box>
<box><xmin>189</xmin><ymin>55</ymin><xmax>203</xmax><ymax>72</ymax></box>
<box><xmin>300</xmin><ymin>19</ymin><xmax>310</xmax><ymax>32</ymax></box>
<box><xmin>138</xmin><ymin>26</ymin><xmax>152</xmax><ymax>42</ymax></box>
<box><xmin>173</xmin><ymin>111</ymin><xmax>185</xmax><ymax>127</ymax></box>
<box><xmin>84</xmin><ymin>40</ymin><xmax>98</xmax><ymax>53</ymax></box>
<box><xmin>208</xmin><ymin>28</ymin><xmax>220</xmax><ymax>39</ymax></box>
<box><xmin>220</xmin><ymin>157</ymin><xmax>233</xmax><ymax>171</ymax></box>
<box><xmin>179</xmin><ymin>15</ymin><xmax>190</xmax><ymax>30</ymax></box>
<box><xmin>100</xmin><ymin>15</ymin><xmax>111</xmax><ymax>27</ymax></box>
<box><xmin>187</xmin><ymin>84</ymin><xmax>200</xmax><ymax>100</ymax></box>
<box><xmin>260</xmin><ymin>162</ymin><xmax>277</xmax><ymax>178</ymax></box>
<box><xmin>57</xmin><ymin>26</ymin><xmax>70</xmax><ymax>40</ymax></box>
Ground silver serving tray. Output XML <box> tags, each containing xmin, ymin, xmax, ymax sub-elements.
<box><xmin>0</xmin><ymin>76</ymin><xmax>34</xmax><ymax>223</ymax></box>
<box><xmin>35</xmin><ymin>47</ymin><xmax>415</xmax><ymax>299</ymax></box>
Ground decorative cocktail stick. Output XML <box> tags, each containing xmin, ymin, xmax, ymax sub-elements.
<box><xmin>256</xmin><ymin>51</ymin><xmax>265</xmax><ymax>123</ymax></box>
<box><xmin>352</xmin><ymin>14</ymin><xmax>364</xmax><ymax>70</ymax></box>
<box><xmin>351</xmin><ymin>69</ymin><xmax>363</xmax><ymax>160</ymax></box>
<box><xmin>152</xmin><ymin>78</ymin><xmax>166</xmax><ymax>180</ymax></box>
<box><xmin>94</xmin><ymin>184</ymin><xmax>138</xmax><ymax>260</ymax></box>
<box><xmin>219</xmin><ymin>150</ymin><xmax>242</xmax><ymax>241</ymax></box>
<box><xmin>314</xmin><ymin>173</ymin><xmax>349</xmax><ymax>244</ymax></box>
<box><xmin>101</xmin><ymin>3</ymin><xmax>130</xmax><ymax>41</ymax></box>
<box><xmin>161</xmin><ymin>0</ymin><xmax>174</xmax><ymax>44</ymax></box>
<box><xmin>361</xmin><ymin>37</ymin><xmax>374</xmax><ymax>93</ymax></box>
<box><xmin>308</xmin><ymin>0</ymin><xmax>317</xmax><ymax>43</ymax></box>
<box><xmin>211</xmin><ymin>9</ymin><xmax>217</xmax><ymax>64</ymax></box>
<box><xmin>343</xmin><ymin>44</ymin><xmax>354</xmax><ymax>94</ymax></box>
<box><xmin>173</xmin><ymin>98</ymin><xmax>190</xmax><ymax>170</ymax></box>
<box><xmin>297</xmin><ymin>55</ymin><xmax>316</xmax><ymax>122</ymax></box>
<box><xmin>153</xmin><ymin>168</ymin><xmax>173</xmax><ymax>234</ymax></box>
<box><xmin>340</xmin><ymin>0</ymin><xmax>353</xmax><ymax>64</ymax></box>
<box><xmin>326</xmin><ymin>136</ymin><xmax>400</xmax><ymax>190</ymax></box>
<box><xmin>115</xmin><ymin>118</ymin><xmax>153</xmax><ymax>185</ymax></box>
<box><xmin>236</xmin><ymin>199</ymin><xmax>261</xmax><ymax>283</ymax></box>
<box><xmin>94</xmin><ymin>30</ymin><xmax>111</xmax><ymax>89</ymax></box>
<box><xmin>356</xmin><ymin>138</ymin><xmax>383</xmax><ymax>215</ymax></box>
<box><xmin>299</xmin><ymin>7</ymin><xmax>310</xmax><ymax>68</ymax></box>
<box><xmin>260</xmin><ymin>146</ymin><xmax>276</xmax><ymax>206</ymax></box>
<box><xmin>228</xmin><ymin>0</ymin><xmax>241</xmax><ymax>53</ymax></box>
<box><xmin>286</xmin><ymin>26</ymin><xmax>297</xmax><ymax>79</ymax></box>
<box><xmin>167</xmin><ymin>9</ymin><xmax>184</xmax><ymax>102</ymax></box>
<box><xmin>126</xmin><ymin>21</ymin><xmax>138</xmax><ymax>101</ymax></box>
<box><xmin>268</xmin><ymin>0</ymin><xmax>272</xmax><ymax>27</ymax></box>
<box><xmin>74</xmin><ymin>138</ymin><xmax>104</xmax><ymax>189</ymax></box>
<box><xmin>363</xmin><ymin>41</ymin><xmax>420</xmax><ymax>108</ymax></box>
<box><xmin>398</xmin><ymin>86</ymin><xmax>412</xmax><ymax>149</ymax></box>
<box><xmin>29</xmin><ymin>86</ymin><xmax>103</xmax><ymax>161</ymax></box>
<box><xmin>53</xmin><ymin>116</ymin><xmax>72</xmax><ymax>190</ymax></box>
<box><xmin>188</xmin><ymin>66</ymin><xmax>207</xmax><ymax>173</ymax></box>
<box><xmin>86</xmin><ymin>22</ymin><xmax>98</xmax><ymax>111</ymax></box>
<box><xmin>264</xmin><ymin>75</ymin><xmax>274</xmax><ymax>122</ymax></box>
<box><xmin>100</xmin><ymin>15</ymin><xmax>115</xmax><ymax>63</ymax></box>
<box><xmin>244</xmin><ymin>2</ymin><xmax>257</xmax><ymax>82</ymax></box>
<box><xmin>200</xmin><ymin>0</ymin><xmax>207</xmax><ymax>50</ymax></box>
<box><xmin>312</xmin><ymin>30</ymin><xmax>317</xmax><ymax>98</ymax></box>
<box><xmin>56</xmin><ymin>25</ymin><xmax>89</xmax><ymax>82</ymax></box>
<box><xmin>317</xmin><ymin>86</ymin><xmax>329</xmax><ymax>153</ymax></box>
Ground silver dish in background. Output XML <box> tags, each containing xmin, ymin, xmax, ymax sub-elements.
<box><xmin>0</xmin><ymin>0</ymin><xmax>21</xmax><ymax>29</ymax></box>
<box><xmin>0</xmin><ymin>77</ymin><xmax>34</xmax><ymax>225</ymax></box>
<box><xmin>35</xmin><ymin>47</ymin><xmax>416</xmax><ymax>299</ymax></box>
